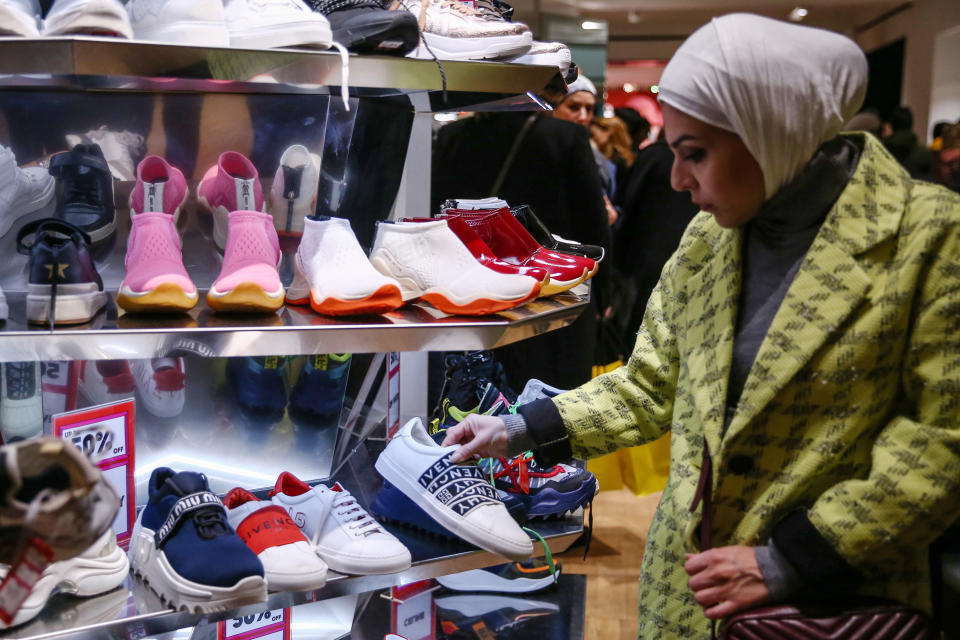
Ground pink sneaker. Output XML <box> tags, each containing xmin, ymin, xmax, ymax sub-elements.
<box><xmin>118</xmin><ymin>212</ymin><xmax>198</xmax><ymax>313</ymax></box>
<box><xmin>129</xmin><ymin>155</ymin><xmax>188</xmax><ymax>223</ymax></box>
<box><xmin>207</xmin><ymin>210</ymin><xmax>284</xmax><ymax>313</ymax></box>
<box><xmin>197</xmin><ymin>151</ymin><xmax>264</xmax><ymax>250</ymax></box>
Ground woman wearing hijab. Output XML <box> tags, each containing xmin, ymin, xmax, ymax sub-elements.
<box><xmin>442</xmin><ymin>13</ymin><xmax>960</xmax><ymax>639</ymax></box>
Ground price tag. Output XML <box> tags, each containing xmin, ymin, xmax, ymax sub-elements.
<box><xmin>390</xmin><ymin>581</ymin><xmax>435</xmax><ymax>640</ymax></box>
<box><xmin>387</xmin><ymin>352</ymin><xmax>401</xmax><ymax>439</ymax></box>
<box><xmin>53</xmin><ymin>400</ymin><xmax>136</xmax><ymax>550</ymax></box>
<box><xmin>218</xmin><ymin>608</ymin><xmax>289</xmax><ymax>640</ymax></box>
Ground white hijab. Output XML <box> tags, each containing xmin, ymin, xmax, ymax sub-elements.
<box><xmin>658</xmin><ymin>13</ymin><xmax>868</xmax><ymax>199</ymax></box>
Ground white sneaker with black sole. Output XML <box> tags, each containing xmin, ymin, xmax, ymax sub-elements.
<box><xmin>375</xmin><ymin>417</ymin><xmax>533</xmax><ymax>561</ymax></box>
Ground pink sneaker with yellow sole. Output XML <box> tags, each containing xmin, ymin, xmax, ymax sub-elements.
<box><xmin>197</xmin><ymin>151</ymin><xmax>264</xmax><ymax>250</ymax></box>
<box><xmin>118</xmin><ymin>211</ymin><xmax>198</xmax><ymax>313</ymax></box>
<box><xmin>207</xmin><ymin>210</ymin><xmax>284</xmax><ymax>313</ymax></box>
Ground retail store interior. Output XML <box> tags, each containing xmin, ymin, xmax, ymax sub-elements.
<box><xmin>0</xmin><ymin>0</ymin><xmax>959</xmax><ymax>638</ymax></box>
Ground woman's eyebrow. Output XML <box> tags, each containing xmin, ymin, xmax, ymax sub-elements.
<box><xmin>670</xmin><ymin>134</ymin><xmax>698</xmax><ymax>148</ymax></box>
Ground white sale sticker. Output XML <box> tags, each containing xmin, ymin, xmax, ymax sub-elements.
<box><xmin>220</xmin><ymin>608</ymin><xmax>288</xmax><ymax>639</ymax></box>
<box><xmin>59</xmin><ymin>414</ymin><xmax>127</xmax><ymax>465</ymax></box>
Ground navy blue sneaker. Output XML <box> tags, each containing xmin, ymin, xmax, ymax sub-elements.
<box><xmin>435</xmin><ymin>594</ymin><xmax>559</xmax><ymax>638</ymax></box>
<box><xmin>48</xmin><ymin>144</ymin><xmax>116</xmax><ymax>244</ymax></box>
<box><xmin>226</xmin><ymin>356</ymin><xmax>288</xmax><ymax>421</ymax></box>
<box><xmin>16</xmin><ymin>218</ymin><xmax>108</xmax><ymax>328</ymax></box>
<box><xmin>130</xmin><ymin>468</ymin><xmax>266</xmax><ymax>613</ymax></box>
<box><xmin>288</xmin><ymin>353</ymin><xmax>351</xmax><ymax>421</ymax></box>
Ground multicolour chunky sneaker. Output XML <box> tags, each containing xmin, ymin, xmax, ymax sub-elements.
<box><xmin>223</xmin><ymin>487</ymin><xmax>328</xmax><ymax>591</ymax></box>
<box><xmin>288</xmin><ymin>353</ymin><xmax>350</xmax><ymax>422</ymax></box>
<box><xmin>130</xmin><ymin>468</ymin><xmax>267</xmax><ymax>613</ymax></box>
<box><xmin>226</xmin><ymin>356</ymin><xmax>288</xmax><ymax>421</ymax></box>
<box><xmin>436</xmin><ymin>558</ymin><xmax>560</xmax><ymax>593</ymax></box>
<box><xmin>374</xmin><ymin>417</ymin><xmax>532</xmax><ymax>560</ymax></box>
<box><xmin>478</xmin><ymin>454</ymin><xmax>597</xmax><ymax>519</ymax></box>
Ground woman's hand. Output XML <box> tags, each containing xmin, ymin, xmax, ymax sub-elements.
<box><xmin>684</xmin><ymin>546</ymin><xmax>771</xmax><ymax>619</ymax></box>
<box><xmin>441</xmin><ymin>414</ymin><xmax>508</xmax><ymax>463</ymax></box>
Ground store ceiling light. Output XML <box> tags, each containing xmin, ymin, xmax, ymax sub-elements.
<box><xmin>581</xmin><ymin>20</ymin><xmax>604</xmax><ymax>30</ymax></box>
<box><xmin>789</xmin><ymin>6</ymin><xmax>808</xmax><ymax>21</ymax></box>
<box><xmin>650</xmin><ymin>84</ymin><xmax>660</xmax><ymax>94</ymax></box>
<box><xmin>623</xmin><ymin>82</ymin><xmax>636</xmax><ymax>93</ymax></box>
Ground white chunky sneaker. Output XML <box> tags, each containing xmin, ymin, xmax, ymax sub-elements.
<box><xmin>126</xmin><ymin>0</ymin><xmax>230</xmax><ymax>46</ymax></box>
<box><xmin>0</xmin><ymin>362</ymin><xmax>43</xmax><ymax>442</ymax></box>
<box><xmin>394</xmin><ymin>0</ymin><xmax>530</xmax><ymax>61</ymax></box>
<box><xmin>374</xmin><ymin>417</ymin><xmax>533</xmax><ymax>561</ymax></box>
<box><xmin>267</xmin><ymin>144</ymin><xmax>319</xmax><ymax>235</ymax></box>
<box><xmin>0</xmin><ymin>530</ymin><xmax>129</xmax><ymax>629</ymax></box>
<box><xmin>223</xmin><ymin>0</ymin><xmax>331</xmax><ymax>49</ymax></box>
<box><xmin>42</xmin><ymin>0</ymin><xmax>133</xmax><ymax>37</ymax></box>
<box><xmin>509</xmin><ymin>40</ymin><xmax>571</xmax><ymax>72</ymax></box>
<box><xmin>130</xmin><ymin>358</ymin><xmax>185</xmax><ymax>418</ymax></box>
<box><xmin>369</xmin><ymin>219</ymin><xmax>540</xmax><ymax>316</ymax></box>
<box><xmin>0</xmin><ymin>145</ymin><xmax>55</xmax><ymax>238</ymax></box>
<box><xmin>0</xmin><ymin>0</ymin><xmax>39</xmax><ymax>37</ymax></box>
<box><xmin>224</xmin><ymin>487</ymin><xmax>328</xmax><ymax>591</ymax></box>
<box><xmin>269</xmin><ymin>472</ymin><xmax>411</xmax><ymax>575</ymax></box>
<box><xmin>286</xmin><ymin>216</ymin><xmax>403</xmax><ymax>316</ymax></box>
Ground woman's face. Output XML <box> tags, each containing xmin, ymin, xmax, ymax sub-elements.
<box><xmin>554</xmin><ymin>91</ymin><xmax>596</xmax><ymax>128</ymax></box>
<box><xmin>591</xmin><ymin>121</ymin><xmax>613</xmax><ymax>149</ymax></box>
<box><xmin>662</xmin><ymin>103</ymin><xmax>766</xmax><ymax>228</ymax></box>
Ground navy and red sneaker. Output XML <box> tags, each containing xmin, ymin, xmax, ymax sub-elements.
<box><xmin>478</xmin><ymin>454</ymin><xmax>597</xmax><ymax>519</ymax></box>
<box><xmin>130</xmin><ymin>468</ymin><xmax>267</xmax><ymax>613</ymax></box>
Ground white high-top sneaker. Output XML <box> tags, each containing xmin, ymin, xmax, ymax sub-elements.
<box><xmin>126</xmin><ymin>0</ymin><xmax>230</xmax><ymax>46</ymax></box>
<box><xmin>0</xmin><ymin>0</ymin><xmax>40</xmax><ymax>35</ymax></box>
<box><xmin>42</xmin><ymin>0</ymin><xmax>133</xmax><ymax>37</ymax></box>
<box><xmin>267</xmin><ymin>144</ymin><xmax>320</xmax><ymax>234</ymax></box>
<box><xmin>286</xmin><ymin>216</ymin><xmax>403</xmax><ymax>316</ymax></box>
<box><xmin>269</xmin><ymin>472</ymin><xmax>412</xmax><ymax>575</ymax></box>
<box><xmin>223</xmin><ymin>0</ymin><xmax>331</xmax><ymax>49</ymax></box>
<box><xmin>0</xmin><ymin>362</ymin><xmax>42</xmax><ymax>442</ymax></box>
<box><xmin>0</xmin><ymin>145</ymin><xmax>55</xmax><ymax>238</ymax></box>
<box><xmin>369</xmin><ymin>219</ymin><xmax>540</xmax><ymax>315</ymax></box>
<box><xmin>393</xmin><ymin>0</ymin><xmax>530</xmax><ymax>61</ymax></box>
<box><xmin>374</xmin><ymin>417</ymin><xmax>533</xmax><ymax>561</ymax></box>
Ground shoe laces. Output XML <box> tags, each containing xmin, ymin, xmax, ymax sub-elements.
<box><xmin>193</xmin><ymin>508</ymin><xmax>230</xmax><ymax>539</ymax></box>
<box><xmin>5</xmin><ymin>363</ymin><xmax>35</xmax><ymax>400</ymax></box>
<box><xmin>62</xmin><ymin>168</ymin><xmax>102</xmax><ymax>207</ymax></box>
<box><xmin>332</xmin><ymin>489</ymin><xmax>381</xmax><ymax>537</ymax></box>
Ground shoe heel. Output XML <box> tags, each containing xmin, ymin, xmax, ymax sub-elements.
<box><xmin>285</xmin><ymin>255</ymin><xmax>310</xmax><ymax>304</ymax></box>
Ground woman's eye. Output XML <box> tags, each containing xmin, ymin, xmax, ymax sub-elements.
<box><xmin>683</xmin><ymin>149</ymin><xmax>705</xmax><ymax>163</ymax></box>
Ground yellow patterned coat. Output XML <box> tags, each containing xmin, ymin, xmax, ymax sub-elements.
<box><xmin>552</xmin><ymin>134</ymin><xmax>960</xmax><ymax>638</ymax></box>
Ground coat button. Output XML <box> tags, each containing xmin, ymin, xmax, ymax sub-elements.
<box><xmin>728</xmin><ymin>455</ymin><xmax>754</xmax><ymax>474</ymax></box>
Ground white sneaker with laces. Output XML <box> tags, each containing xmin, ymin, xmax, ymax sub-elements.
<box><xmin>78</xmin><ymin>360</ymin><xmax>135</xmax><ymax>408</ymax></box>
<box><xmin>0</xmin><ymin>0</ymin><xmax>40</xmax><ymax>35</ymax></box>
<box><xmin>130</xmin><ymin>358</ymin><xmax>185</xmax><ymax>418</ymax></box>
<box><xmin>394</xmin><ymin>0</ymin><xmax>530</xmax><ymax>60</ymax></box>
<box><xmin>369</xmin><ymin>219</ymin><xmax>540</xmax><ymax>315</ymax></box>
<box><xmin>126</xmin><ymin>0</ymin><xmax>230</xmax><ymax>46</ymax></box>
<box><xmin>269</xmin><ymin>472</ymin><xmax>411</xmax><ymax>575</ymax></box>
<box><xmin>0</xmin><ymin>145</ymin><xmax>55</xmax><ymax>238</ymax></box>
<box><xmin>1</xmin><ymin>362</ymin><xmax>42</xmax><ymax>442</ymax></box>
<box><xmin>42</xmin><ymin>0</ymin><xmax>133</xmax><ymax>38</ymax></box>
<box><xmin>286</xmin><ymin>216</ymin><xmax>403</xmax><ymax>316</ymax></box>
<box><xmin>267</xmin><ymin>144</ymin><xmax>319</xmax><ymax>234</ymax></box>
<box><xmin>223</xmin><ymin>0</ymin><xmax>331</xmax><ymax>49</ymax></box>
<box><xmin>509</xmin><ymin>40</ymin><xmax>571</xmax><ymax>73</ymax></box>
<box><xmin>374</xmin><ymin>417</ymin><xmax>533</xmax><ymax>560</ymax></box>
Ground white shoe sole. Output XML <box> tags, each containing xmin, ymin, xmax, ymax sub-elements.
<box><xmin>132</xmin><ymin>20</ymin><xmax>230</xmax><ymax>47</ymax></box>
<box><xmin>27</xmin><ymin>283</ymin><xmax>107</xmax><ymax>325</ymax></box>
<box><xmin>228</xmin><ymin>21</ymin><xmax>331</xmax><ymax>50</ymax></box>
<box><xmin>262</xmin><ymin>565</ymin><xmax>328</xmax><ymax>592</ymax></box>
<box><xmin>510</xmin><ymin>49</ymin><xmax>571</xmax><ymax>72</ymax></box>
<box><xmin>315</xmin><ymin>544</ymin><xmax>411</xmax><ymax>576</ymax></box>
<box><xmin>435</xmin><ymin>566</ymin><xmax>558</xmax><ymax>593</ymax></box>
<box><xmin>415</xmin><ymin>31</ymin><xmax>531</xmax><ymax>60</ymax></box>
<box><xmin>130</xmin><ymin>517</ymin><xmax>268</xmax><ymax>613</ymax></box>
<box><xmin>5</xmin><ymin>530</ymin><xmax>129</xmax><ymax>628</ymax></box>
<box><xmin>374</xmin><ymin>452</ymin><xmax>533</xmax><ymax>560</ymax></box>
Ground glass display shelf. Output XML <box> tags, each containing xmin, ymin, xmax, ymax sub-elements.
<box><xmin>0</xmin><ymin>441</ymin><xmax>584</xmax><ymax>640</ymax></box>
<box><xmin>0</xmin><ymin>37</ymin><xmax>557</xmax><ymax>111</ymax></box>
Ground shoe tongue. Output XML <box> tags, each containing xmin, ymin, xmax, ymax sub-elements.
<box><xmin>330</xmin><ymin>482</ymin><xmax>344</xmax><ymax>492</ymax></box>
<box><xmin>224</xmin><ymin>487</ymin><xmax>259</xmax><ymax>509</ymax></box>
<box><xmin>163</xmin><ymin>471</ymin><xmax>208</xmax><ymax>497</ymax></box>
<box><xmin>271</xmin><ymin>471</ymin><xmax>310</xmax><ymax>497</ymax></box>
<box><xmin>234</xmin><ymin>178</ymin><xmax>257</xmax><ymax>211</ymax></box>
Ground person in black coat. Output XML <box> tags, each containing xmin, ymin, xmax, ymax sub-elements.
<box><xmin>431</xmin><ymin>111</ymin><xmax>611</xmax><ymax>394</ymax></box>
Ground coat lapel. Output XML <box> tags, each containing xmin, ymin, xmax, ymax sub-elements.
<box><xmin>724</xmin><ymin>134</ymin><xmax>909</xmax><ymax>439</ymax></box>
<box><xmin>683</xmin><ymin>225</ymin><xmax>740</xmax><ymax>458</ymax></box>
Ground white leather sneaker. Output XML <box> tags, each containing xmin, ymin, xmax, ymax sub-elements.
<box><xmin>286</xmin><ymin>216</ymin><xmax>403</xmax><ymax>316</ymax></box>
<box><xmin>394</xmin><ymin>0</ymin><xmax>530</xmax><ymax>61</ymax></box>
<box><xmin>42</xmin><ymin>0</ymin><xmax>133</xmax><ymax>38</ymax></box>
<box><xmin>0</xmin><ymin>362</ymin><xmax>42</xmax><ymax>442</ymax></box>
<box><xmin>369</xmin><ymin>219</ymin><xmax>540</xmax><ymax>315</ymax></box>
<box><xmin>269</xmin><ymin>472</ymin><xmax>412</xmax><ymax>575</ymax></box>
<box><xmin>126</xmin><ymin>0</ymin><xmax>230</xmax><ymax>46</ymax></box>
<box><xmin>0</xmin><ymin>145</ymin><xmax>55</xmax><ymax>238</ymax></box>
<box><xmin>78</xmin><ymin>360</ymin><xmax>135</xmax><ymax>407</ymax></box>
<box><xmin>0</xmin><ymin>0</ymin><xmax>40</xmax><ymax>36</ymax></box>
<box><xmin>130</xmin><ymin>358</ymin><xmax>185</xmax><ymax>418</ymax></box>
<box><xmin>509</xmin><ymin>40</ymin><xmax>571</xmax><ymax>73</ymax></box>
<box><xmin>223</xmin><ymin>0</ymin><xmax>331</xmax><ymax>49</ymax></box>
<box><xmin>267</xmin><ymin>145</ymin><xmax>319</xmax><ymax>234</ymax></box>
<box><xmin>374</xmin><ymin>417</ymin><xmax>533</xmax><ymax>561</ymax></box>
<box><xmin>224</xmin><ymin>487</ymin><xmax>328</xmax><ymax>591</ymax></box>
